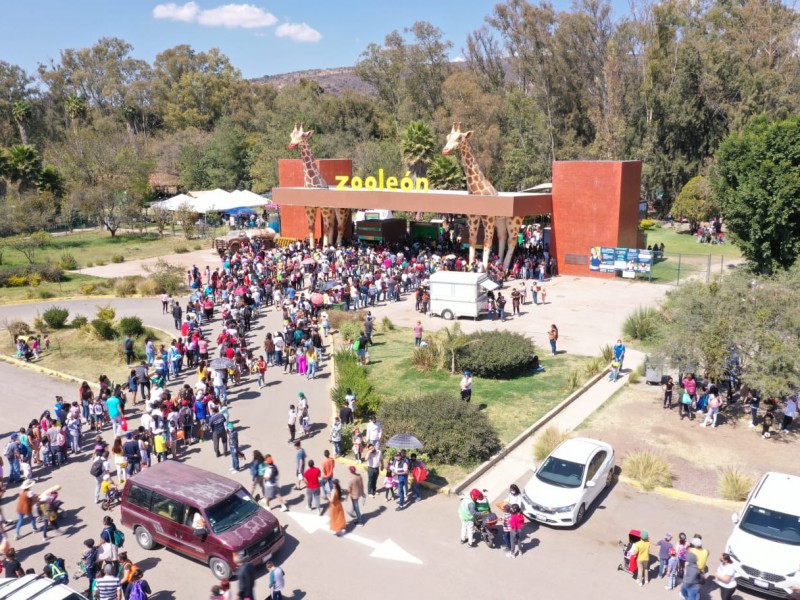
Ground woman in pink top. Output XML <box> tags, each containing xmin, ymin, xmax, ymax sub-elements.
<box><xmin>197</xmin><ymin>338</ymin><xmax>209</xmax><ymax>361</ymax></box>
<box><xmin>414</xmin><ymin>321</ymin><xmax>423</xmax><ymax>347</ymax></box>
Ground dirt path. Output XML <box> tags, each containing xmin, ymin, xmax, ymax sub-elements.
<box><xmin>579</xmin><ymin>381</ymin><xmax>799</xmax><ymax>497</ymax></box>
<box><xmin>75</xmin><ymin>247</ymin><xmax>220</xmax><ymax>278</ymax></box>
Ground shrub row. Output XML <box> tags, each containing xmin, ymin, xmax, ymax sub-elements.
<box><xmin>0</xmin><ymin>265</ymin><xmax>64</xmax><ymax>287</ymax></box>
<box><xmin>377</xmin><ymin>392</ymin><xmax>501</xmax><ymax>465</ymax></box>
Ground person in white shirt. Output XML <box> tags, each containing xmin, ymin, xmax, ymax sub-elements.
<box><xmin>781</xmin><ymin>396</ymin><xmax>798</xmax><ymax>431</ymax></box>
<box><xmin>460</xmin><ymin>371</ymin><xmax>473</xmax><ymax>402</ymax></box>
<box><xmin>713</xmin><ymin>553</ymin><xmax>737</xmax><ymax>600</ymax></box>
<box><xmin>366</xmin><ymin>416</ymin><xmax>382</xmax><ymax>450</ymax></box>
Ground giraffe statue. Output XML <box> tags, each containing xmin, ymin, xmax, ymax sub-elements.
<box><xmin>333</xmin><ymin>207</ymin><xmax>351</xmax><ymax>246</ymax></box>
<box><xmin>442</xmin><ymin>122</ymin><xmax>498</xmax><ymax>266</ymax></box>
<box><xmin>288</xmin><ymin>123</ymin><xmax>335</xmax><ymax>247</ymax></box>
<box><xmin>497</xmin><ymin>216</ymin><xmax>526</xmax><ymax>270</ymax></box>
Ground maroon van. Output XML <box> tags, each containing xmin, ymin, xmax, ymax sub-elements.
<box><xmin>120</xmin><ymin>461</ymin><xmax>284</xmax><ymax>579</ymax></box>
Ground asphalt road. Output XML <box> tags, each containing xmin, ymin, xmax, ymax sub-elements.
<box><xmin>0</xmin><ymin>297</ymin><xmax>741</xmax><ymax>600</ymax></box>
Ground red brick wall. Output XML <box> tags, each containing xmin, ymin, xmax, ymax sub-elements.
<box><xmin>277</xmin><ymin>159</ymin><xmax>353</xmax><ymax>241</ymax></box>
<box><xmin>551</xmin><ymin>161</ymin><xmax>642</xmax><ymax>277</ymax></box>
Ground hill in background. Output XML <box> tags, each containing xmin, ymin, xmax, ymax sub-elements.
<box><xmin>252</xmin><ymin>66</ymin><xmax>375</xmax><ymax>96</ymax></box>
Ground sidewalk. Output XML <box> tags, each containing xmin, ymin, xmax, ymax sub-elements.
<box><xmin>465</xmin><ymin>348</ymin><xmax>646</xmax><ymax>499</ymax></box>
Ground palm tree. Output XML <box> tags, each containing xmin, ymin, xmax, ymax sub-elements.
<box><xmin>38</xmin><ymin>166</ymin><xmax>65</xmax><ymax>198</ymax></box>
<box><xmin>65</xmin><ymin>95</ymin><xmax>88</xmax><ymax>131</ymax></box>
<box><xmin>12</xmin><ymin>100</ymin><xmax>31</xmax><ymax>145</ymax></box>
<box><xmin>401</xmin><ymin>121</ymin><xmax>435</xmax><ymax>220</ymax></box>
<box><xmin>428</xmin><ymin>155</ymin><xmax>466</xmax><ymax>191</ymax></box>
<box><xmin>6</xmin><ymin>145</ymin><xmax>42</xmax><ymax>194</ymax></box>
<box><xmin>433</xmin><ymin>323</ymin><xmax>482</xmax><ymax>374</ymax></box>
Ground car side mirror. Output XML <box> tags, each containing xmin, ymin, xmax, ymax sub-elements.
<box><xmin>193</xmin><ymin>528</ymin><xmax>208</xmax><ymax>537</ymax></box>
<box><xmin>731</xmin><ymin>513</ymin><xmax>739</xmax><ymax>524</ymax></box>
<box><xmin>586</xmin><ymin>480</ymin><xmax>596</xmax><ymax>488</ymax></box>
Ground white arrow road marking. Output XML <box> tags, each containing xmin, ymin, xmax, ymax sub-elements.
<box><xmin>284</xmin><ymin>512</ymin><xmax>422</xmax><ymax>564</ymax></box>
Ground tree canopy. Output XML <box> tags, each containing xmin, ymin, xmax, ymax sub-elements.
<box><xmin>713</xmin><ymin>115</ymin><xmax>800</xmax><ymax>273</ymax></box>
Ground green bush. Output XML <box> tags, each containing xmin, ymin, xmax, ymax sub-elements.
<box><xmin>174</xmin><ymin>245</ymin><xmax>190</xmax><ymax>254</ymax></box>
<box><xmin>339</xmin><ymin>321</ymin><xmax>361</xmax><ymax>342</ymax></box>
<box><xmin>193</xmin><ymin>243</ymin><xmax>203</xmax><ymax>251</ymax></box>
<box><xmin>456</xmin><ymin>330</ymin><xmax>537</xmax><ymax>378</ymax></box>
<box><xmin>627</xmin><ymin>369</ymin><xmax>641</xmax><ymax>384</ymax></box>
<box><xmin>533</xmin><ymin>427</ymin><xmax>571</xmax><ymax>461</ymax></box>
<box><xmin>42</xmin><ymin>306</ymin><xmax>69</xmax><ymax>329</ymax></box>
<box><xmin>584</xmin><ymin>357</ymin><xmax>604</xmax><ymax>377</ymax></box>
<box><xmin>91</xmin><ymin>318</ymin><xmax>116</xmax><ymax>341</ymax></box>
<box><xmin>3</xmin><ymin>320</ymin><xmax>31</xmax><ymax>342</ymax></box>
<box><xmin>623</xmin><ymin>450</ymin><xmax>672</xmax><ymax>491</ymax></box>
<box><xmin>622</xmin><ymin>306</ymin><xmax>660</xmax><ymax>342</ymax></box>
<box><xmin>80</xmin><ymin>283</ymin><xmax>97</xmax><ymax>295</ymax></box>
<box><xmin>564</xmin><ymin>368</ymin><xmax>581</xmax><ymax>392</ymax></box>
<box><xmin>137</xmin><ymin>278</ymin><xmax>159</xmax><ymax>296</ymax></box>
<box><xmin>95</xmin><ymin>259</ymin><xmax>107</xmax><ymax>266</ymax></box>
<box><xmin>111</xmin><ymin>254</ymin><xmax>125</xmax><ymax>264</ymax></box>
<box><xmin>410</xmin><ymin>344</ymin><xmax>442</xmax><ymax>371</ymax></box>
<box><xmin>57</xmin><ymin>252</ymin><xmax>79</xmax><ymax>270</ymax></box>
<box><xmin>0</xmin><ymin>264</ymin><xmax>64</xmax><ymax>287</ymax></box>
<box><xmin>381</xmin><ymin>317</ymin><xmax>395</xmax><ymax>331</ymax></box>
<box><xmin>36</xmin><ymin>289</ymin><xmax>55</xmax><ymax>299</ymax></box>
<box><xmin>71</xmin><ymin>315</ymin><xmax>88</xmax><ymax>328</ymax></box>
<box><xmin>331</xmin><ymin>351</ymin><xmax>382</xmax><ymax>418</ymax></box>
<box><xmin>378</xmin><ymin>392</ymin><xmax>501</xmax><ymax>465</ymax></box>
<box><xmin>719</xmin><ymin>467</ymin><xmax>754</xmax><ymax>501</ymax></box>
<box><xmin>600</xmin><ymin>344</ymin><xmax>613</xmax><ymax>362</ymax></box>
<box><xmin>119</xmin><ymin>316</ymin><xmax>144</xmax><ymax>337</ymax></box>
<box><xmin>114</xmin><ymin>277</ymin><xmax>138</xmax><ymax>297</ymax></box>
<box><xmin>86</xmin><ymin>261</ymin><xmax>94</xmax><ymax>267</ymax></box>
<box><xmin>143</xmin><ymin>259</ymin><xmax>185</xmax><ymax>295</ymax></box>
<box><xmin>328</xmin><ymin>309</ymin><xmax>367</xmax><ymax>329</ymax></box>
<box><xmin>33</xmin><ymin>316</ymin><xmax>47</xmax><ymax>332</ymax></box>
<box><xmin>96</xmin><ymin>304</ymin><xmax>116</xmax><ymax>322</ymax></box>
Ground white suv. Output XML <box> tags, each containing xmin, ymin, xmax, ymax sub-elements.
<box><xmin>726</xmin><ymin>472</ymin><xmax>800</xmax><ymax>597</ymax></box>
<box><xmin>0</xmin><ymin>575</ymin><xmax>88</xmax><ymax>599</ymax></box>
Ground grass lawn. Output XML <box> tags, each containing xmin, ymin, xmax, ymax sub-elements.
<box><xmin>642</xmin><ymin>226</ymin><xmax>742</xmax><ymax>284</ymax></box>
<box><xmin>0</xmin><ymin>272</ymin><xmax>111</xmax><ymax>304</ymax></box>
<box><xmin>1</xmin><ymin>326</ymin><xmax>171</xmax><ymax>384</ymax></box>
<box><xmin>365</xmin><ymin>328</ymin><xmax>594</xmax><ymax>445</ymax></box>
<box><xmin>1</xmin><ymin>230</ymin><xmax>214</xmax><ymax>270</ymax></box>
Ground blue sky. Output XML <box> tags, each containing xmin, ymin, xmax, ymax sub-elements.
<box><xmin>1</xmin><ymin>1</ymin><xmax>625</xmax><ymax>80</ymax></box>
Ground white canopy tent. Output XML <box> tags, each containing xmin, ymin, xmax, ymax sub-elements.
<box><xmin>151</xmin><ymin>189</ymin><xmax>232</xmax><ymax>214</ymax></box>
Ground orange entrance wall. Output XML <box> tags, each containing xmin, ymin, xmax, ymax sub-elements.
<box><xmin>551</xmin><ymin>161</ymin><xmax>642</xmax><ymax>277</ymax></box>
<box><xmin>277</xmin><ymin>159</ymin><xmax>353</xmax><ymax>241</ymax></box>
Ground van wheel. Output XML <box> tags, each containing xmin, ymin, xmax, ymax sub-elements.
<box><xmin>210</xmin><ymin>557</ymin><xmax>232</xmax><ymax>580</ymax></box>
<box><xmin>442</xmin><ymin>309</ymin><xmax>454</xmax><ymax>320</ymax></box>
<box><xmin>135</xmin><ymin>526</ymin><xmax>156</xmax><ymax>550</ymax></box>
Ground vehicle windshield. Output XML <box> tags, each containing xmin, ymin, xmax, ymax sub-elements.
<box><xmin>536</xmin><ymin>456</ymin><xmax>584</xmax><ymax>488</ymax></box>
<box><xmin>205</xmin><ymin>489</ymin><xmax>260</xmax><ymax>534</ymax></box>
<box><xmin>740</xmin><ymin>505</ymin><xmax>800</xmax><ymax>546</ymax></box>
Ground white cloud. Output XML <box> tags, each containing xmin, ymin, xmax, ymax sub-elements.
<box><xmin>153</xmin><ymin>2</ymin><xmax>277</xmax><ymax>28</ymax></box>
<box><xmin>275</xmin><ymin>22</ymin><xmax>322</xmax><ymax>43</ymax></box>
<box><xmin>451</xmin><ymin>56</ymin><xmax>466</xmax><ymax>63</ymax></box>
<box><xmin>153</xmin><ymin>1</ymin><xmax>200</xmax><ymax>22</ymax></box>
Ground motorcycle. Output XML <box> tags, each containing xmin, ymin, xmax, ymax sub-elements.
<box><xmin>475</xmin><ymin>511</ymin><xmax>499</xmax><ymax>548</ymax></box>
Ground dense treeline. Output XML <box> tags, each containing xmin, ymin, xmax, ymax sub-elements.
<box><xmin>0</xmin><ymin>0</ymin><xmax>798</xmax><ymax>236</ymax></box>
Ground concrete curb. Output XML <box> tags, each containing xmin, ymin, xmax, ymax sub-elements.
<box><xmin>0</xmin><ymin>294</ymin><xmax>117</xmax><ymax>306</ymax></box>
<box><xmin>452</xmin><ymin>365</ymin><xmax>612</xmax><ymax>495</ymax></box>
<box><xmin>0</xmin><ymin>352</ymin><xmax>101</xmax><ymax>392</ymax></box>
<box><xmin>617</xmin><ymin>475</ymin><xmax>743</xmax><ymax>512</ymax></box>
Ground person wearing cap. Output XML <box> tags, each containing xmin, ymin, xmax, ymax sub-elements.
<box><xmin>460</xmin><ymin>371</ymin><xmax>473</xmax><ymax>402</ymax></box>
<box><xmin>95</xmin><ymin>562</ymin><xmax>122</xmax><ymax>600</ymax></box>
<box><xmin>14</xmin><ymin>479</ymin><xmax>42</xmax><ymax>540</ymax></box>
<box><xmin>665</xmin><ymin>547</ymin><xmax>680</xmax><ymax>590</ymax></box>
<box><xmin>5</xmin><ymin>433</ymin><xmax>22</xmax><ymax>483</ymax></box>
<box><xmin>655</xmin><ymin>533</ymin><xmax>675</xmax><ymax>578</ymax></box>
<box><xmin>346</xmin><ymin>466</ymin><xmax>364</xmax><ymax>526</ymax></box>
<box><xmin>632</xmin><ymin>530</ymin><xmax>652</xmax><ymax>586</ymax></box>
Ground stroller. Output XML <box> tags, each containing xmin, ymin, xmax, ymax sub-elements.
<box><xmin>617</xmin><ymin>529</ymin><xmax>641</xmax><ymax>576</ymax></box>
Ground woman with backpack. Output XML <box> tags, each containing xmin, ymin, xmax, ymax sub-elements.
<box><xmin>126</xmin><ymin>568</ymin><xmax>151</xmax><ymax>600</ymax></box>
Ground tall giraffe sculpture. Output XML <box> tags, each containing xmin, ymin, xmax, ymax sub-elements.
<box><xmin>288</xmin><ymin>123</ymin><xmax>335</xmax><ymax>247</ymax></box>
<box><xmin>497</xmin><ymin>215</ymin><xmax>525</xmax><ymax>270</ymax></box>
<box><xmin>442</xmin><ymin>122</ymin><xmax>498</xmax><ymax>267</ymax></box>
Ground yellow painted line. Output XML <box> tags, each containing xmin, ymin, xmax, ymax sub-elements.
<box><xmin>0</xmin><ymin>294</ymin><xmax>118</xmax><ymax>306</ymax></box>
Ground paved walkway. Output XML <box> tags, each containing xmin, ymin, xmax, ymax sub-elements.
<box><xmin>470</xmin><ymin>349</ymin><xmax>646</xmax><ymax>499</ymax></box>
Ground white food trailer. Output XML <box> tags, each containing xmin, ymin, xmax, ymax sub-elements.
<box><xmin>428</xmin><ymin>271</ymin><xmax>499</xmax><ymax>320</ymax></box>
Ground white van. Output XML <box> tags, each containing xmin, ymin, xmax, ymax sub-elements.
<box><xmin>726</xmin><ymin>472</ymin><xmax>800</xmax><ymax>597</ymax></box>
<box><xmin>428</xmin><ymin>271</ymin><xmax>499</xmax><ymax>320</ymax></box>
<box><xmin>0</xmin><ymin>575</ymin><xmax>88</xmax><ymax>599</ymax></box>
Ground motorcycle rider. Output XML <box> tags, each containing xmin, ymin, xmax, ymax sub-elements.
<box><xmin>459</xmin><ymin>489</ymin><xmax>483</xmax><ymax>547</ymax></box>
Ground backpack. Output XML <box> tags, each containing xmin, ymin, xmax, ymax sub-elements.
<box><xmin>90</xmin><ymin>459</ymin><xmax>104</xmax><ymax>477</ymax></box>
<box><xmin>128</xmin><ymin>580</ymin><xmax>145</xmax><ymax>600</ymax></box>
<box><xmin>113</xmin><ymin>529</ymin><xmax>125</xmax><ymax>547</ymax></box>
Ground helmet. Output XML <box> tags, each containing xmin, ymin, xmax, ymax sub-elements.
<box><xmin>464</xmin><ymin>371</ymin><xmax>472</xmax><ymax>377</ymax></box>
<box><xmin>469</xmin><ymin>489</ymin><xmax>483</xmax><ymax>501</ymax></box>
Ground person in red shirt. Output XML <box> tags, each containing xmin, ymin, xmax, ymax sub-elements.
<box><xmin>304</xmin><ymin>460</ymin><xmax>322</xmax><ymax>514</ymax></box>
